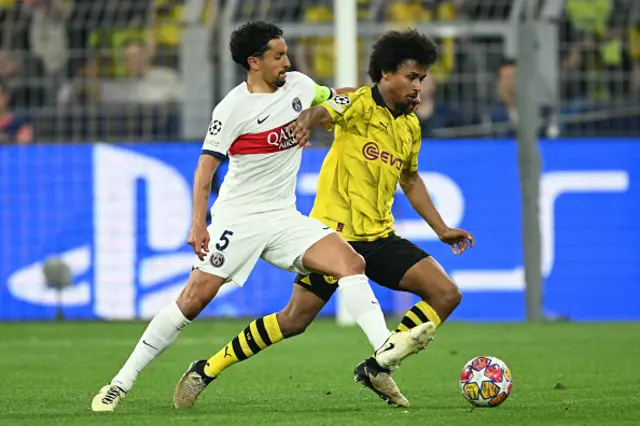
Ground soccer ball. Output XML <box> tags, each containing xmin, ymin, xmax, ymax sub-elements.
<box><xmin>459</xmin><ymin>356</ymin><xmax>512</xmax><ymax>408</ymax></box>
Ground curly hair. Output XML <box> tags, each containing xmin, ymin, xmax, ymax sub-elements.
<box><xmin>229</xmin><ymin>21</ymin><xmax>284</xmax><ymax>71</ymax></box>
<box><xmin>368</xmin><ymin>29</ymin><xmax>439</xmax><ymax>83</ymax></box>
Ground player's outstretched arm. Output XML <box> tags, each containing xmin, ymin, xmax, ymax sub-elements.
<box><xmin>399</xmin><ymin>169</ymin><xmax>474</xmax><ymax>255</ymax></box>
<box><xmin>289</xmin><ymin>106</ymin><xmax>333</xmax><ymax>147</ymax></box>
<box><xmin>188</xmin><ymin>154</ymin><xmax>222</xmax><ymax>260</ymax></box>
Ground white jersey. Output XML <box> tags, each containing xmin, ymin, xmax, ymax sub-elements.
<box><xmin>202</xmin><ymin>71</ymin><xmax>321</xmax><ymax>217</ymax></box>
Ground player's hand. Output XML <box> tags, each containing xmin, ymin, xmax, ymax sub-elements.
<box><xmin>409</xmin><ymin>95</ymin><xmax>421</xmax><ymax>112</ymax></box>
<box><xmin>437</xmin><ymin>228</ymin><xmax>474</xmax><ymax>256</ymax></box>
<box><xmin>187</xmin><ymin>223</ymin><xmax>210</xmax><ymax>261</ymax></box>
<box><xmin>288</xmin><ymin>120</ymin><xmax>311</xmax><ymax>148</ymax></box>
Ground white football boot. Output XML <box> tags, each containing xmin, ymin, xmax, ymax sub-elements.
<box><xmin>91</xmin><ymin>384</ymin><xmax>126</xmax><ymax>412</ymax></box>
<box><xmin>374</xmin><ymin>322</ymin><xmax>437</xmax><ymax>370</ymax></box>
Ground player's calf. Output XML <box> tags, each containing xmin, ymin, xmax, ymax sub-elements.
<box><xmin>417</xmin><ymin>260</ymin><xmax>462</xmax><ymax>322</ymax></box>
<box><xmin>275</xmin><ymin>284</ymin><xmax>326</xmax><ymax>337</ymax></box>
<box><xmin>275</xmin><ymin>311</ymin><xmax>311</xmax><ymax>337</ymax></box>
<box><xmin>437</xmin><ymin>284</ymin><xmax>462</xmax><ymax>318</ymax></box>
<box><xmin>397</xmin><ymin>257</ymin><xmax>461</xmax><ymax>329</ymax></box>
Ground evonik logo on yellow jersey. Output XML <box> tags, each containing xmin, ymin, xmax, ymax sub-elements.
<box><xmin>362</xmin><ymin>142</ymin><xmax>404</xmax><ymax>170</ymax></box>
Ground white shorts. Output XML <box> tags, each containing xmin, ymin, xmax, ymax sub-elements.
<box><xmin>193</xmin><ymin>209</ymin><xmax>335</xmax><ymax>286</ymax></box>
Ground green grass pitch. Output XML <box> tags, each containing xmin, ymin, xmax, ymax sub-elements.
<box><xmin>1</xmin><ymin>320</ymin><xmax>640</xmax><ymax>425</ymax></box>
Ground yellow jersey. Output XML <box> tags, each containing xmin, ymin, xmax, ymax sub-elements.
<box><xmin>310</xmin><ymin>86</ymin><xmax>422</xmax><ymax>242</ymax></box>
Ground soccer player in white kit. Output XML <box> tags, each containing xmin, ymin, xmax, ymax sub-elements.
<box><xmin>91</xmin><ymin>22</ymin><xmax>433</xmax><ymax>412</ymax></box>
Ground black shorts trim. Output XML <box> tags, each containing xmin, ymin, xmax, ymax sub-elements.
<box><xmin>294</xmin><ymin>233</ymin><xmax>429</xmax><ymax>302</ymax></box>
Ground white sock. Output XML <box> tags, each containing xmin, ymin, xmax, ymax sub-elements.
<box><xmin>111</xmin><ymin>302</ymin><xmax>191</xmax><ymax>392</ymax></box>
<box><xmin>338</xmin><ymin>274</ymin><xmax>392</xmax><ymax>351</ymax></box>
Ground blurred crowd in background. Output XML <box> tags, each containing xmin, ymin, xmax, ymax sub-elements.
<box><xmin>0</xmin><ymin>0</ymin><xmax>638</xmax><ymax>144</ymax></box>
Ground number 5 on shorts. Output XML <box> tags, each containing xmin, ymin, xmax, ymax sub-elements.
<box><xmin>215</xmin><ymin>230</ymin><xmax>234</xmax><ymax>251</ymax></box>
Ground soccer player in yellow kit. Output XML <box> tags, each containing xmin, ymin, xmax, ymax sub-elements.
<box><xmin>173</xmin><ymin>29</ymin><xmax>473</xmax><ymax>409</ymax></box>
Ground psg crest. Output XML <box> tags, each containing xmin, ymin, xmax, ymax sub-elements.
<box><xmin>292</xmin><ymin>97</ymin><xmax>302</xmax><ymax>112</ymax></box>
<box><xmin>210</xmin><ymin>252</ymin><xmax>225</xmax><ymax>268</ymax></box>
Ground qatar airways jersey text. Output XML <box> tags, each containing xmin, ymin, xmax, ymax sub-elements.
<box><xmin>202</xmin><ymin>71</ymin><xmax>318</xmax><ymax>216</ymax></box>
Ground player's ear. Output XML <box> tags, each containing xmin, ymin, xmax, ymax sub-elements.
<box><xmin>247</xmin><ymin>56</ymin><xmax>260</xmax><ymax>72</ymax></box>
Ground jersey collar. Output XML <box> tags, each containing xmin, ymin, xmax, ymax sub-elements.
<box><xmin>372</xmin><ymin>85</ymin><xmax>409</xmax><ymax>118</ymax></box>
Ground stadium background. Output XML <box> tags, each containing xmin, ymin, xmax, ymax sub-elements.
<box><xmin>1</xmin><ymin>0</ymin><xmax>639</xmax><ymax>322</ymax></box>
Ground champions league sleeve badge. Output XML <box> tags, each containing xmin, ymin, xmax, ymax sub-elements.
<box><xmin>333</xmin><ymin>95</ymin><xmax>350</xmax><ymax>106</ymax></box>
<box><xmin>209</xmin><ymin>120</ymin><xmax>222</xmax><ymax>136</ymax></box>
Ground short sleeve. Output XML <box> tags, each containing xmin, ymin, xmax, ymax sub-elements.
<box><xmin>292</xmin><ymin>71</ymin><xmax>333</xmax><ymax>107</ymax></box>
<box><xmin>201</xmin><ymin>104</ymin><xmax>242</xmax><ymax>159</ymax></box>
<box><xmin>318</xmin><ymin>90</ymin><xmax>363</xmax><ymax>131</ymax></box>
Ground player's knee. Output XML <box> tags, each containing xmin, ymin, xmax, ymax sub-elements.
<box><xmin>334</xmin><ymin>252</ymin><xmax>366</xmax><ymax>279</ymax></box>
<box><xmin>276</xmin><ymin>309</ymin><xmax>312</xmax><ymax>338</ymax></box>
<box><xmin>411</xmin><ymin>274</ymin><xmax>462</xmax><ymax>313</ymax></box>
<box><xmin>176</xmin><ymin>296</ymin><xmax>205</xmax><ymax>321</ymax></box>
<box><xmin>176</xmin><ymin>291</ymin><xmax>209</xmax><ymax>320</ymax></box>
<box><xmin>426</xmin><ymin>278</ymin><xmax>462</xmax><ymax>310</ymax></box>
<box><xmin>442</xmin><ymin>283</ymin><xmax>462</xmax><ymax>310</ymax></box>
<box><xmin>176</xmin><ymin>270</ymin><xmax>223</xmax><ymax>320</ymax></box>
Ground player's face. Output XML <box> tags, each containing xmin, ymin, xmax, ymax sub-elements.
<box><xmin>382</xmin><ymin>60</ymin><xmax>428</xmax><ymax>110</ymax></box>
<box><xmin>259</xmin><ymin>38</ymin><xmax>291</xmax><ymax>88</ymax></box>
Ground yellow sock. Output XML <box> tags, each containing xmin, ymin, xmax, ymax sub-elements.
<box><xmin>203</xmin><ymin>313</ymin><xmax>284</xmax><ymax>378</ymax></box>
<box><xmin>395</xmin><ymin>300</ymin><xmax>442</xmax><ymax>332</ymax></box>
